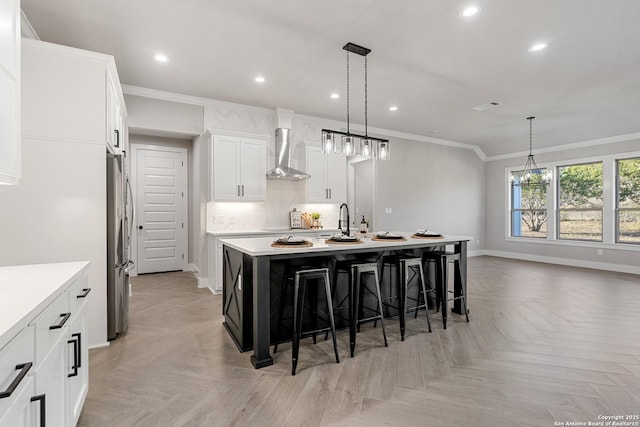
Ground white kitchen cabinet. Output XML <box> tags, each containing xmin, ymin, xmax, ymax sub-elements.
<box><xmin>210</xmin><ymin>133</ymin><xmax>266</xmax><ymax>201</ymax></box>
<box><xmin>304</xmin><ymin>145</ymin><xmax>347</xmax><ymax>203</ymax></box>
<box><xmin>0</xmin><ymin>0</ymin><xmax>21</xmax><ymax>185</ymax></box>
<box><xmin>0</xmin><ymin>262</ymin><xmax>90</xmax><ymax>427</ymax></box>
<box><xmin>106</xmin><ymin>73</ymin><xmax>126</xmax><ymax>155</ymax></box>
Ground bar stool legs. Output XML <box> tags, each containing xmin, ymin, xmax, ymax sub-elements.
<box><xmin>291</xmin><ymin>268</ymin><xmax>339</xmax><ymax>375</ymax></box>
<box><xmin>350</xmin><ymin>263</ymin><xmax>388</xmax><ymax>357</ymax></box>
<box><xmin>423</xmin><ymin>251</ymin><xmax>470</xmax><ymax>329</ymax></box>
<box><xmin>399</xmin><ymin>258</ymin><xmax>432</xmax><ymax>340</ymax></box>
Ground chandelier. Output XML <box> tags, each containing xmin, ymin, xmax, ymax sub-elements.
<box><xmin>511</xmin><ymin>116</ymin><xmax>551</xmax><ymax>186</ymax></box>
<box><xmin>321</xmin><ymin>42</ymin><xmax>390</xmax><ymax>160</ymax></box>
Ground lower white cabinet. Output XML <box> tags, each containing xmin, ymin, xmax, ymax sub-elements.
<box><xmin>0</xmin><ymin>262</ymin><xmax>90</xmax><ymax>427</ymax></box>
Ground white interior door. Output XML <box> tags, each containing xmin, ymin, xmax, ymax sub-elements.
<box><xmin>135</xmin><ymin>147</ymin><xmax>186</xmax><ymax>274</ymax></box>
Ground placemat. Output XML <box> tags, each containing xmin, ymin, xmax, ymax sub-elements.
<box><xmin>371</xmin><ymin>236</ymin><xmax>407</xmax><ymax>242</ymax></box>
<box><xmin>271</xmin><ymin>241</ymin><xmax>314</xmax><ymax>248</ymax></box>
<box><xmin>410</xmin><ymin>234</ymin><xmax>443</xmax><ymax>239</ymax></box>
<box><xmin>325</xmin><ymin>239</ymin><xmax>364</xmax><ymax>245</ymax></box>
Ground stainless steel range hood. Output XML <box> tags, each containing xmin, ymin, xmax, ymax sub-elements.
<box><xmin>266</xmin><ymin>128</ymin><xmax>310</xmax><ymax>180</ymax></box>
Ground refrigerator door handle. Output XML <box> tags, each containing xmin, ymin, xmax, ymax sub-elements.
<box><xmin>125</xmin><ymin>175</ymin><xmax>135</xmax><ymax>250</ymax></box>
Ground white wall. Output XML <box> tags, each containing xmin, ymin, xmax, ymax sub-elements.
<box><xmin>485</xmin><ymin>138</ymin><xmax>640</xmax><ymax>272</ymax></box>
<box><xmin>352</xmin><ymin>159</ymin><xmax>374</xmax><ymax>230</ymax></box>
<box><xmin>375</xmin><ymin>137</ymin><xmax>485</xmax><ymax>251</ymax></box>
<box><xmin>125</xmin><ymin>94</ymin><xmax>203</xmax><ymax>137</ymax></box>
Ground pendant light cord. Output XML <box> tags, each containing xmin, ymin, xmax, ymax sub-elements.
<box><xmin>346</xmin><ymin>50</ymin><xmax>350</xmax><ymax>134</ymax></box>
<box><xmin>365</xmin><ymin>55</ymin><xmax>368</xmax><ymax>137</ymax></box>
<box><xmin>528</xmin><ymin>116</ymin><xmax>534</xmax><ymax>156</ymax></box>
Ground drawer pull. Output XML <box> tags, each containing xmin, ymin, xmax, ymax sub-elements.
<box><xmin>77</xmin><ymin>288</ymin><xmax>91</xmax><ymax>298</ymax></box>
<box><xmin>49</xmin><ymin>312</ymin><xmax>71</xmax><ymax>330</ymax></box>
<box><xmin>68</xmin><ymin>336</ymin><xmax>79</xmax><ymax>377</ymax></box>
<box><xmin>0</xmin><ymin>362</ymin><xmax>33</xmax><ymax>399</ymax></box>
<box><xmin>73</xmin><ymin>332</ymin><xmax>82</xmax><ymax>368</ymax></box>
<box><xmin>30</xmin><ymin>394</ymin><xmax>46</xmax><ymax>427</ymax></box>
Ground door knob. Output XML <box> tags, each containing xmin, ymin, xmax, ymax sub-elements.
<box><xmin>138</xmin><ymin>225</ymin><xmax>143</xmax><ymax>230</ymax></box>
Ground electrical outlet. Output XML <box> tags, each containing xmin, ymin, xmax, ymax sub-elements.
<box><xmin>214</xmin><ymin>216</ymin><xmax>224</xmax><ymax>224</ymax></box>
<box><xmin>476</xmin><ymin>240</ymin><xmax>480</xmax><ymax>246</ymax></box>
<box><xmin>597</xmin><ymin>249</ymin><xmax>603</xmax><ymax>256</ymax></box>
<box><xmin>385</xmin><ymin>207</ymin><xmax>392</xmax><ymax>214</ymax></box>
<box><xmin>228</xmin><ymin>216</ymin><xmax>237</xmax><ymax>225</ymax></box>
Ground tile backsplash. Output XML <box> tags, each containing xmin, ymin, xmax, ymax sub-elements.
<box><xmin>207</xmin><ymin>179</ymin><xmax>340</xmax><ymax>231</ymax></box>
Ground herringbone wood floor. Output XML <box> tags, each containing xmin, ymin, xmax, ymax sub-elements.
<box><xmin>78</xmin><ymin>256</ymin><xmax>640</xmax><ymax>427</ymax></box>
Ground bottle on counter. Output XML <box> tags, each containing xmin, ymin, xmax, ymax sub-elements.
<box><xmin>359</xmin><ymin>215</ymin><xmax>368</xmax><ymax>234</ymax></box>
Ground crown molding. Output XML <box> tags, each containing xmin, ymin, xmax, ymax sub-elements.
<box><xmin>486</xmin><ymin>131</ymin><xmax>640</xmax><ymax>162</ymax></box>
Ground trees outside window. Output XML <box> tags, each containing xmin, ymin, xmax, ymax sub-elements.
<box><xmin>557</xmin><ymin>162</ymin><xmax>603</xmax><ymax>241</ymax></box>
<box><xmin>617</xmin><ymin>158</ymin><xmax>640</xmax><ymax>244</ymax></box>
<box><xmin>511</xmin><ymin>170</ymin><xmax>548</xmax><ymax>238</ymax></box>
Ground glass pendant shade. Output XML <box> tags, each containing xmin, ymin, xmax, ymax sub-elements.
<box><xmin>376</xmin><ymin>141</ymin><xmax>390</xmax><ymax>160</ymax></box>
<box><xmin>361</xmin><ymin>139</ymin><xmax>372</xmax><ymax>157</ymax></box>
<box><xmin>342</xmin><ymin>135</ymin><xmax>357</xmax><ymax>157</ymax></box>
<box><xmin>322</xmin><ymin>131</ymin><xmax>336</xmax><ymax>154</ymax></box>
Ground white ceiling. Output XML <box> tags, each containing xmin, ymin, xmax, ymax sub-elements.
<box><xmin>21</xmin><ymin>0</ymin><xmax>640</xmax><ymax>157</ymax></box>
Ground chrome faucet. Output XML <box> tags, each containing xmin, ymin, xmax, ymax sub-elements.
<box><xmin>338</xmin><ymin>203</ymin><xmax>350</xmax><ymax>236</ymax></box>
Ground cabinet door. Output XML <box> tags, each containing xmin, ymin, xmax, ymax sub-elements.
<box><xmin>239</xmin><ymin>138</ymin><xmax>266</xmax><ymax>201</ymax></box>
<box><xmin>0</xmin><ymin>377</ymin><xmax>34</xmax><ymax>427</ymax></box>
<box><xmin>106</xmin><ymin>76</ymin><xmax>123</xmax><ymax>154</ymax></box>
<box><xmin>212</xmin><ymin>136</ymin><xmax>240</xmax><ymax>201</ymax></box>
<box><xmin>34</xmin><ymin>333</ymin><xmax>66</xmax><ymax>427</ymax></box>
<box><xmin>67</xmin><ymin>303</ymin><xmax>88</xmax><ymax>427</ymax></box>
<box><xmin>306</xmin><ymin>146</ymin><xmax>329</xmax><ymax>202</ymax></box>
<box><xmin>0</xmin><ymin>0</ymin><xmax>20</xmax><ymax>185</ymax></box>
<box><xmin>326</xmin><ymin>152</ymin><xmax>347</xmax><ymax>202</ymax></box>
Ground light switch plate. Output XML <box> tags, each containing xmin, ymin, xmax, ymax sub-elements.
<box><xmin>385</xmin><ymin>208</ymin><xmax>392</xmax><ymax>214</ymax></box>
<box><xmin>214</xmin><ymin>216</ymin><xmax>224</xmax><ymax>224</ymax></box>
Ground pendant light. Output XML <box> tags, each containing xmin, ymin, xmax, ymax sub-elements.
<box><xmin>321</xmin><ymin>42</ymin><xmax>390</xmax><ymax>160</ymax></box>
<box><xmin>511</xmin><ymin>116</ymin><xmax>551</xmax><ymax>186</ymax></box>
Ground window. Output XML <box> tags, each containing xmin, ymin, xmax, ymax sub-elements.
<box><xmin>616</xmin><ymin>157</ymin><xmax>640</xmax><ymax>244</ymax></box>
<box><xmin>510</xmin><ymin>170</ymin><xmax>548</xmax><ymax>238</ymax></box>
<box><xmin>557</xmin><ymin>162</ymin><xmax>603</xmax><ymax>241</ymax></box>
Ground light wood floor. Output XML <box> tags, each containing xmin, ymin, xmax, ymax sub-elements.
<box><xmin>78</xmin><ymin>256</ymin><xmax>640</xmax><ymax>427</ymax></box>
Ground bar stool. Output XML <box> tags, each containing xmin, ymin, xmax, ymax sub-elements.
<box><xmin>348</xmin><ymin>262</ymin><xmax>388</xmax><ymax>357</ymax></box>
<box><xmin>381</xmin><ymin>255</ymin><xmax>433</xmax><ymax>341</ymax></box>
<box><xmin>422</xmin><ymin>251</ymin><xmax>469</xmax><ymax>329</ymax></box>
<box><xmin>274</xmin><ymin>266</ymin><xmax>340</xmax><ymax>375</ymax></box>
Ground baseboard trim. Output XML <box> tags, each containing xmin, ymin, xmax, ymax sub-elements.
<box><xmin>484</xmin><ymin>250</ymin><xmax>640</xmax><ymax>275</ymax></box>
<box><xmin>88</xmin><ymin>342</ymin><xmax>110</xmax><ymax>350</ymax></box>
<box><xmin>184</xmin><ymin>263</ymin><xmax>199</xmax><ymax>273</ymax></box>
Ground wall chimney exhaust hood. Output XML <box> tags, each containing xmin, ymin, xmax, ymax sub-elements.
<box><xmin>266</xmin><ymin>128</ymin><xmax>310</xmax><ymax>180</ymax></box>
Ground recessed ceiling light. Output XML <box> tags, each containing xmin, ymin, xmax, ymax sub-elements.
<box><xmin>528</xmin><ymin>43</ymin><xmax>548</xmax><ymax>52</ymax></box>
<box><xmin>330</xmin><ymin>93</ymin><xmax>340</xmax><ymax>99</ymax></box>
<box><xmin>461</xmin><ymin>6</ymin><xmax>480</xmax><ymax>17</ymax></box>
<box><xmin>255</xmin><ymin>76</ymin><xmax>265</xmax><ymax>83</ymax></box>
<box><xmin>389</xmin><ymin>106</ymin><xmax>398</xmax><ymax>111</ymax></box>
<box><xmin>154</xmin><ymin>54</ymin><xmax>168</xmax><ymax>63</ymax></box>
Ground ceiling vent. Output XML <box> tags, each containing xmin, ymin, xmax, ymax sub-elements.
<box><xmin>472</xmin><ymin>101</ymin><xmax>501</xmax><ymax>111</ymax></box>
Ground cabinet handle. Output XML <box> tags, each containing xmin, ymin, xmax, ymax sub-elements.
<box><xmin>329</xmin><ymin>189</ymin><xmax>332</xmax><ymax>199</ymax></box>
<box><xmin>77</xmin><ymin>288</ymin><xmax>91</xmax><ymax>298</ymax></box>
<box><xmin>237</xmin><ymin>185</ymin><xmax>241</xmax><ymax>197</ymax></box>
<box><xmin>241</xmin><ymin>185</ymin><xmax>245</xmax><ymax>196</ymax></box>
<box><xmin>68</xmin><ymin>336</ymin><xmax>79</xmax><ymax>377</ymax></box>
<box><xmin>114</xmin><ymin>129</ymin><xmax>120</xmax><ymax>148</ymax></box>
<box><xmin>0</xmin><ymin>362</ymin><xmax>33</xmax><ymax>399</ymax></box>
<box><xmin>30</xmin><ymin>394</ymin><xmax>46</xmax><ymax>427</ymax></box>
<box><xmin>49</xmin><ymin>313</ymin><xmax>71</xmax><ymax>330</ymax></box>
<box><xmin>73</xmin><ymin>332</ymin><xmax>82</xmax><ymax>368</ymax></box>
<box><xmin>325</xmin><ymin>189</ymin><xmax>328</xmax><ymax>199</ymax></box>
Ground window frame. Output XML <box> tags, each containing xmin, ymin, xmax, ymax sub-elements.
<box><xmin>615</xmin><ymin>156</ymin><xmax>640</xmax><ymax>245</ymax></box>
<box><xmin>505</xmin><ymin>150</ymin><xmax>640</xmax><ymax>251</ymax></box>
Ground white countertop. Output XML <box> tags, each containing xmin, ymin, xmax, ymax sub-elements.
<box><xmin>0</xmin><ymin>261</ymin><xmax>91</xmax><ymax>349</ymax></box>
<box><xmin>207</xmin><ymin>228</ymin><xmax>339</xmax><ymax>237</ymax></box>
<box><xmin>220</xmin><ymin>233</ymin><xmax>472</xmax><ymax>257</ymax></box>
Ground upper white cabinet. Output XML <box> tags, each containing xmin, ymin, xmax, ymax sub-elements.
<box><xmin>106</xmin><ymin>74</ymin><xmax>126</xmax><ymax>155</ymax></box>
<box><xmin>0</xmin><ymin>0</ymin><xmax>20</xmax><ymax>185</ymax></box>
<box><xmin>303</xmin><ymin>145</ymin><xmax>347</xmax><ymax>203</ymax></box>
<box><xmin>210</xmin><ymin>133</ymin><xmax>266</xmax><ymax>202</ymax></box>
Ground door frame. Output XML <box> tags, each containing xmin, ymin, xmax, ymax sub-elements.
<box><xmin>130</xmin><ymin>143</ymin><xmax>189</xmax><ymax>276</ymax></box>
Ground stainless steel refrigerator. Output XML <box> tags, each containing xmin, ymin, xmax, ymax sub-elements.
<box><xmin>107</xmin><ymin>151</ymin><xmax>134</xmax><ymax>340</ymax></box>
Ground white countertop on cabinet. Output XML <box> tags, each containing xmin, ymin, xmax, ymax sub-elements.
<box><xmin>0</xmin><ymin>261</ymin><xmax>91</xmax><ymax>349</ymax></box>
<box><xmin>220</xmin><ymin>233</ymin><xmax>472</xmax><ymax>257</ymax></box>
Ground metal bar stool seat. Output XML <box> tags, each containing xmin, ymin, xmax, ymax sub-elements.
<box><xmin>422</xmin><ymin>251</ymin><xmax>469</xmax><ymax>329</ymax></box>
<box><xmin>381</xmin><ymin>255</ymin><xmax>433</xmax><ymax>341</ymax></box>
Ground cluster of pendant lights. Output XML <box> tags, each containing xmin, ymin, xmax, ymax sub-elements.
<box><xmin>321</xmin><ymin>43</ymin><xmax>390</xmax><ymax>161</ymax></box>
<box><xmin>510</xmin><ymin>116</ymin><xmax>552</xmax><ymax>186</ymax></box>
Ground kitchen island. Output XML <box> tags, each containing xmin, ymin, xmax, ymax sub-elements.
<box><xmin>220</xmin><ymin>233</ymin><xmax>471</xmax><ymax>369</ymax></box>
